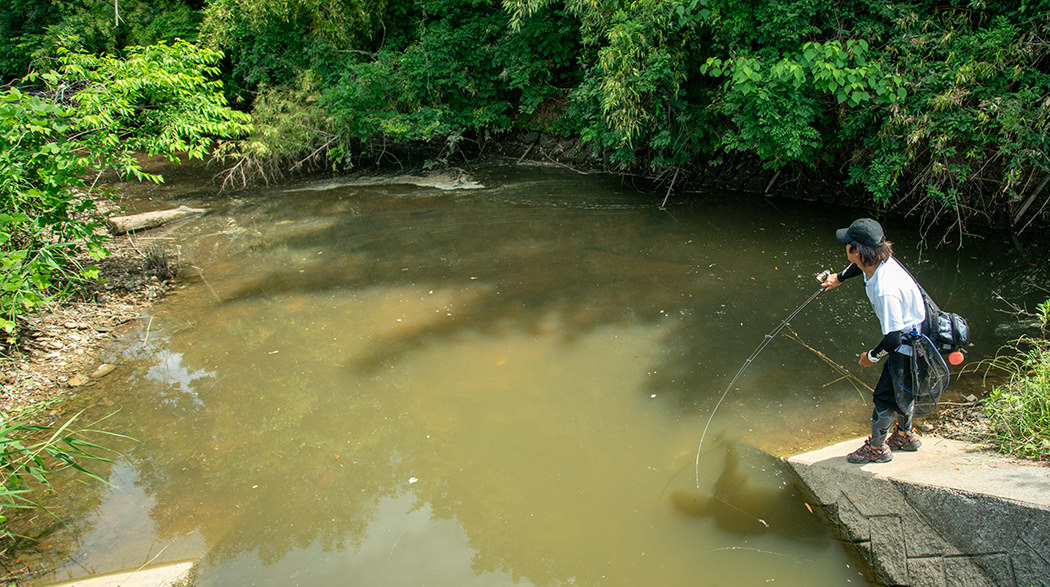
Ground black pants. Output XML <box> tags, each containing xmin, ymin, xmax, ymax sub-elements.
<box><xmin>870</xmin><ymin>352</ymin><xmax>914</xmax><ymax>445</ymax></box>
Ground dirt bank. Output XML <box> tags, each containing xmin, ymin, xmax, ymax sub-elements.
<box><xmin>0</xmin><ymin>220</ymin><xmax>179</xmax><ymax>415</ymax></box>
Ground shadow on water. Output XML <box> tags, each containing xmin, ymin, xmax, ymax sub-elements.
<box><xmin>670</xmin><ymin>440</ymin><xmax>822</xmax><ymax>540</ymax></box>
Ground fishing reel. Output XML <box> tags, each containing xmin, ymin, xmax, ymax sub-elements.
<box><xmin>816</xmin><ymin>269</ymin><xmax>831</xmax><ymax>284</ymax></box>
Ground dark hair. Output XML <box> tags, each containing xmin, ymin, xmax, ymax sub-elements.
<box><xmin>849</xmin><ymin>239</ymin><xmax>894</xmax><ymax>267</ymax></box>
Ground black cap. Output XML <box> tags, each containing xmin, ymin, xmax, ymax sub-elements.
<box><xmin>836</xmin><ymin>218</ymin><xmax>885</xmax><ymax>247</ymax></box>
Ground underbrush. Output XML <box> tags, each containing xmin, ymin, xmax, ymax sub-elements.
<box><xmin>981</xmin><ymin>301</ymin><xmax>1050</xmax><ymax>462</ymax></box>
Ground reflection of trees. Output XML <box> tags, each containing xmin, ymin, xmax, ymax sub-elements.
<box><xmin>50</xmin><ymin>170</ymin><xmax>1046</xmax><ymax>582</ymax></box>
<box><xmin>113</xmin><ymin>336</ymin><xmax>395</xmax><ymax>567</ymax></box>
<box><xmin>110</xmin><ymin>185</ymin><xmax>811</xmax><ymax>581</ymax></box>
<box><xmin>213</xmin><ymin>185</ymin><xmax>803</xmax><ymax>377</ymax></box>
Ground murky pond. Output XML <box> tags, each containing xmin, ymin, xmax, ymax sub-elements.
<box><xmin>24</xmin><ymin>164</ymin><xmax>1048</xmax><ymax>585</ymax></box>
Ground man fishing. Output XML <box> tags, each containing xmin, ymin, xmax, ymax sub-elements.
<box><xmin>820</xmin><ymin>218</ymin><xmax>925</xmax><ymax>463</ymax></box>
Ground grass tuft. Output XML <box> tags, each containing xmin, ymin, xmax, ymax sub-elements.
<box><xmin>981</xmin><ymin>300</ymin><xmax>1050</xmax><ymax>462</ymax></box>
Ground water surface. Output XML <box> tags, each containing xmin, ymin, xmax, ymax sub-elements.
<box><xmin>27</xmin><ymin>164</ymin><xmax>1047</xmax><ymax>585</ymax></box>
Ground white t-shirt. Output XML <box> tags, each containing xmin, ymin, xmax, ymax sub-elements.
<box><xmin>864</xmin><ymin>257</ymin><xmax>926</xmax><ymax>335</ymax></box>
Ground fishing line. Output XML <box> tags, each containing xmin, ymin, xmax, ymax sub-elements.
<box><xmin>694</xmin><ymin>275</ymin><xmax>829</xmax><ymax>489</ymax></box>
<box><xmin>659</xmin><ymin>461</ymin><xmax>771</xmax><ymax>528</ymax></box>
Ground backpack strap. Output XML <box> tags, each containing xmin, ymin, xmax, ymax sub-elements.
<box><xmin>893</xmin><ymin>258</ymin><xmax>940</xmax><ymax>338</ymax></box>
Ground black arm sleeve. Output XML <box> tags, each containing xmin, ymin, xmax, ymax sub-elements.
<box><xmin>837</xmin><ymin>263</ymin><xmax>861</xmax><ymax>282</ymax></box>
<box><xmin>871</xmin><ymin>331</ymin><xmax>903</xmax><ymax>356</ymax></box>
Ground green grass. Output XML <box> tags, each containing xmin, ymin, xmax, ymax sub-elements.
<box><xmin>0</xmin><ymin>404</ymin><xmax>127</xmax><ymax>540</ymax></box>
<box><xmin>981</xmin><ymin>300</ymin><xmax>1050</xmax><ymax>462</ymax></box>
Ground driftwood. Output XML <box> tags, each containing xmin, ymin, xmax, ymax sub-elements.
<box><xmin>107</xmin><ymin>205</ymin><xmax>205</xmax><ymax>235</ymax></box>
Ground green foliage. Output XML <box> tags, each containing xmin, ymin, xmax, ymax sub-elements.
<box><xmin>200</xmin><ymin>0</ymin><xmax>386</xmax><ymax>103</ymax></box>
<box><xmin>1</xmin><ymin>41</ymin><xmax>250</xmax><ymax>335</ymax></box>
<box><xmin>220</xmin><ymin>0</ymin><xmax>580</xmax><ymax>174</ymax></box>
<box><xmin>329</xmin><ymin>0</ymin><xmax>577</xmax><ymax>139</ymax></box>
<box><xmin>0</xmin><ymin>89</ymin><xmax>100</xmax><ymax>334</ymax></box>
<box><xmin>202</xmin><ymin>0</ymin><xmax>380</xmax><ymax>50</ymax></box>
<box><xmin>8</xmin><ymin>0</ymin><xmax>1040</xmax><ymax>236</ymax></box>
<box><xmin>505</xmin><ymin>0</ymin><xmax>1050</xmax><ymax>234</ymax></box>
<box><xmin>1</xmin><ymin>0</ymin><xmax>204</xmax><ymax>81</ymax></box>
<box><xmin>214</xmin><ymin>73</ymin><xmax>353</xmax><ymax>187</ymax></box>
<box><xmin>701</xmin><ymin>39</ymin><xmax>905</xmax><ymax>169</ymax></box>
<box><xmin>979</xmin><ymin>297</ymin><xmax>1050</xmax><ymax>462</ymax></box>
<box><xmin>42</xmin><ymin>41</ymin><xmax>253</xmax><ymax>165</ymax></box>
<box><xmin>0</xmin><ymin>405</ymin><xmax>128</xmax><ymax>539</ymax></box>
<box><xmin>848</xmin><ymin>11</ymin><xmax>1050</xmax><ymax>229</ymax></box>
<box><xmin>0</xmin><ymin>0</ymin><xmax>62</xmax><ymax>80</ymax></box>
<box><xmin>509</xmin><ymin>0</ymin><xmax>906</xmax><ymax>169</ymax></box>
<box><xmin>983</xmin><ymin>331</ymin><xmax>1050</xmax><ymax>462</ymax></box>
<box><xmin>1037</xmin><ymin>300</ymin><xmax>1050</xmax><ymax>331</ymax></box>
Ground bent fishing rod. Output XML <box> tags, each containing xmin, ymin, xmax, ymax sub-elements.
<box><xmin>694</xmin><ymin>270</ymin><xmax>832</xmax><ymax>489</ymax></box>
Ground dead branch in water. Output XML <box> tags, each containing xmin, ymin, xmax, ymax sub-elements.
<box><xmin>784</xmin><ymin>326</ymin><xmax>872</xmax><ymax>402</ymax></box>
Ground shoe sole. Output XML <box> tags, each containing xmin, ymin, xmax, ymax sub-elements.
<box><xmin>890</xmin><ymin>439</ymin><xmax>922</xmax><ymax>451</ymax></box>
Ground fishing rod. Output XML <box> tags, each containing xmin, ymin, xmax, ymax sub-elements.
<box><xmin>694</xmin><ymin>270</ymin><xmax>832</xmax><ymax>489</ymax></box>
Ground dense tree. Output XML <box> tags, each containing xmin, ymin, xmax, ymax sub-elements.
<box><xmin>3</xmin><ymin>0</ymin><xmax>1049</xmax><ymax>237</ymax></box>
<box><xmin>0</xmin><ymin>0</ymin><xmax>204</xmax><ymax>81</ymax></box>
<box><xmin>1</xmin><ymin>41</ymin><xmax>251</xmax><ymax>334</ymax></box>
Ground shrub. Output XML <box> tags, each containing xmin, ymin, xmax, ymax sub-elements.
<box><xmin>0</xmin><ymin>40</ymin><xmax>251</xmax><ymax>340</ymax></box>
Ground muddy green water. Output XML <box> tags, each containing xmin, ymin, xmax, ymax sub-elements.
<box><xmin>26</xmin><ymin>164</ymin><xmax>1048</xmax><ymax>586</ymax></box>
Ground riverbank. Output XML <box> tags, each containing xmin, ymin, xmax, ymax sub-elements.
<box><xmin>786</xmin><ymin>436</ymin><xmax>1050</xmax><ymax>586</ymax></box>
<box><xmin>0</xmin><ymin>222</ymin><xmax>179</xmax><ymax>414</ymax></box>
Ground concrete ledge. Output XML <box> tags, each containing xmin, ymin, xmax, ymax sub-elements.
<box><xmin>786</xmin><ymin>436</ymin><xmax>1050</xmax><ymax>587</ymax></box>
<box><xmin>45</xmin><ymin>559</ymin><xmax>195</xmax><ymax>587</ymax></box>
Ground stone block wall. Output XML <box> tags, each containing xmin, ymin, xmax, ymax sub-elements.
<box><xmin>788</xmin><ymin>460</ymin><xmax>1050</xmax><ymax>586</ymax></box>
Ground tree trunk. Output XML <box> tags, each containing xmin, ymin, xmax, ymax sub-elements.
<box><xmin>107</xmin><ymin>206</ymin><xmax>205</xmax><ymax>235</ymax></box>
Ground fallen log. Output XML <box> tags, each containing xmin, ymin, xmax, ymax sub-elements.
<box><xmin>107</xmin><ymin>205</ymin><xmax>205</xmax><ymax>235</ymax></box>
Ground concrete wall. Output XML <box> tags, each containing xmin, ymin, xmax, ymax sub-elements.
<box><xmin>786</xmin><ymin>437</ymin><xmax>1050</xmax><ymax>586</ymax></box>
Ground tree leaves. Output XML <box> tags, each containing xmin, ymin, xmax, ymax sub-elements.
<box><xmin>1</xmin><ymin>41</ymin><xmax>252</xmax><ymax>333</ymax></box>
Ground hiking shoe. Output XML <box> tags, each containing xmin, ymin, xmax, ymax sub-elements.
<box><xmin>888</xmin><ymin>428</ymin><xmax>922</xmax><ymax>451</ymax></box>
<box><xmin>847</xmin><ymin>438</ymin><xmax>893</xmax><ymax>464</ymax></box>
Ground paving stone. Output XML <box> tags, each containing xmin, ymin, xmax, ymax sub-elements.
<box><xmin>907</xmin><ymin>556</ymin><xmax>947</xmax><ymax>587</ymax></box>
<box><xmin>896</xmin><ymin>496</ymin><xmax>960</xmax><ymax>558</ymax></box>
<box><xmin>870</xmin><ymin>515</ymin><xmax>909</xmax><ymax>585</ymax></box>
<box><xmin>854</xmin><ymin>539</ymin><xmax>874</xmax><ymax>568</ymax></box>
<box><xmin>1015</xmin><ymin>506</ymin><xmax>1050</xmax><ymax>566</ymax></box>
<box><xmin>839</xmin><ymin>473</ymin><xmax>910</xmax><ymax>518</ymax></box>
<box><xmin>945</xmin><ymin>553</ymin><xmax>1013</xmax><ymax>587</ymax></box>
<box><xmin>832</xmin><ymin>493</ymin><xmax>871</xmax><ymax>543</ymax></box>
<box><xmin>901</xmin><ymin>485</ymin><xmax>1024</xmax><ymax>555</ymax></box>
<box><xmin>788</xmin><ymin>460</ymin><xmax>842</xmax><ymax>506</ymax></box>
<box><xmin>787</xmin><ymin>436</ymin><xmax>1050</xmax><ymax>587</ymax></box>
<box><xmin>1010</xmin><ymin>537</ymin><xmax>1050</xmax><ymax>587</ymax></box>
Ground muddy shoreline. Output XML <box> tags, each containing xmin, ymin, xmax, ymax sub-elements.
<box><xmin>0</xmin><ymin>226</ymin><xmax>179</xmax><ymax>416</ymax></box>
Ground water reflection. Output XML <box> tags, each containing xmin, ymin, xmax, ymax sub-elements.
<box><xmin>24</xmin><ymin>165</ymin><xmax>1049</xmax><ymax>585</ymax></box>
<box><xmin>197</xmin><ymin>492</ymin><xmax>528</xmax><ymax>586</ymax></box>
<box><xmin>146</xmin><ymin>349</ymin><xmax>212</xmax><ymax>406</ymax></box>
